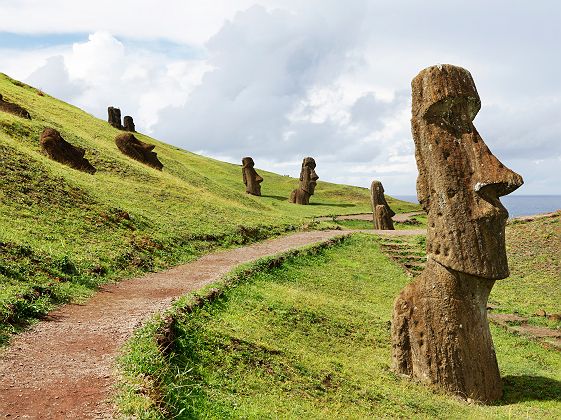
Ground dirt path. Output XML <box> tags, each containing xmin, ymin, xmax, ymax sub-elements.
<box><xmin>315</xmin><ymin>211</ymin><xmax>425</xmax><ymax>223</ymax></box>
<box><xmin>0</xmin><ymin>230</ymin><xmax>351</xmax><ymax>419</ymax></box>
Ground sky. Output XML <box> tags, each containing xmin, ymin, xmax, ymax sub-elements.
<box><xmin>0</xmin><ymin>0</ymin><xmax>559</xmax><ymax>195</ymax></box>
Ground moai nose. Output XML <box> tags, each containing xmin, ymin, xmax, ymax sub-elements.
<box><xmin>474</xmin><ymin>153</ymin><xmax>523</xmax><ymax>198</ymax></box>
<box><xmin>310</xmin><ymin>170</ymin><xmax>319</xmax><ymax>181</ymax></box>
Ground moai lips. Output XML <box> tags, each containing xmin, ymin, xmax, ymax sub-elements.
<box><xmin>290</xmin><ymin>157</ymin><xmax>319</xmax><ymax>205</ymax></box>
<box><xmin>370</xmin><ymin>180</ymin><xmax>395</xmax><ymax>230</ymax></box>
<box><xmin>242</xmin><ymin>157</ymin><xmax>263</xmax><ymax>196</ymax></box>
<box><xmin>391</xmin><ymin>64</ymin><xmax>523</xmax><ymax>403</ymax></box>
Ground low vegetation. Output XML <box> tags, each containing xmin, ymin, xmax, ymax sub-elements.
<box><xmin>0</xmin><ymin>73</ymin><xmax>418</xmax><ymax>342</ymax></box>
<box><xmin>117</xmin><ymin>233</ymin><xmax>561</xmax><ymax>419</ymax></box>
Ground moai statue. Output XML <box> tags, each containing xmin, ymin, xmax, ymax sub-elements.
<box><xmin>115</xmin><ymin>133</ymin><xmax>163</xmax><ymax>170</ymax></box>
<box><xmin>108</xmin><ymin>106</ymin><xmax>122</xmax><ymax>129</ymax></box>
<box><xmin>40</xmin><ymin>127</ymin><xmax>96</xmax><ymax>174</ymax></box>
<box><xmin>391</xmin><ymin>65</ymin><xmax>523</xmax><ymax>402</ymax></box>
<box><xmin>370</xmin><ymin>180</ymin><xmax>395</xmax><ymax>230</ymax></box>
<box><xmin>290</xmin><ymin>157</ymin><xmax>319</xmax><ymax>205</ymax></box>
<box><xmin>242</xmin><ymin>157</ymin><xmax>263</xmax><ymax>196</ymax></box>
<box><xmin>123</xmin><ymin>115</ymin><xmax>135</xmax><ymax>132</ymax></box>
<box><xmin>0</xmin><ymin>94</ymin><xmax>31</xmax><ymax>119</ymax></box>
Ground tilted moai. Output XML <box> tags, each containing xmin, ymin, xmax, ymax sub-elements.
<box><xmin>0</xmin><ymin>94</ymin><xmax>31</xmax><ymax>119</ymax></box>
<box><xmin>108</xmin><ymin>106</ymin><xmax>122</xmax><ymax>129</ymax></box>
<box><xmin>290</xmin><ymin>157</ymin><xmax>319</xmax><ymax>205</ymax></box>
<box><xmin>40</xmin><ymin>127</ymin><xmax>96</xmax><ymax>174</ymax></box>
<box><xmin>391</xmin><ymin>64</ymin><xmax>523</xmax><ymax>402</ymax></box>
<box><xmin>242</xmin><ymin>157</ymin><xmax>263</xmax><ymax>196</ymax></box>
<box><xmin>370</xmin><ymin>180</ymin><xmax>395</xmax><ymax>230</ymax></box>
<box><xmin>123</xmin><ymin>115</ymin><xmax>135</xmax><ymax>132</ymax></box>
<box><xmin>115</xmin><ymin>133</ymin><xmax>163</xmax><ymax>170</ymax></box>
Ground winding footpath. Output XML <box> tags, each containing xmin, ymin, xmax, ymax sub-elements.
<box><xmin>0</xmin><ymin>228</ymin><xmax>425</xmax><ymax>419</ymax></box>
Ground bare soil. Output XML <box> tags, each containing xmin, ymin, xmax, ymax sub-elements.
<box><xmin>316</xmin><ymin>211</ymin><xmax>425</xmax><ymax>222</ymax></box>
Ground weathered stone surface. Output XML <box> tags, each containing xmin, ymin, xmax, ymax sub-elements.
<box><xmin>370</xmin><ymin>180</ymin><xmax>395</xmax><ymax>230</ymax></box>
<box><xmin>242</xmin><ymin>157</ymin><xmax>263</xmax><ymax>196</ymax></box>
<box><xmin>391</xmin><ymin>64</ymin><xmax>523</xmax><ymax>402</ymax></box>
<box><xmin>40</xmin><ymin>127</ymin><xmax>96</xmax><ymax>174</ymax></box>
<box><xmin>108</xmin><ymin>106</ymin><xmax>122</xmax><ymax>129</ymax></box>
<box><xmin>290</xmin><ymin>157</ymin><xmax>318</xmax><ymax>205</ymax></box>
<box><xmin>115</xmin><ymin>133</ymin><xmax>163</xmax><ymax>170</ymax></box>
<box><xmin>0</xmin><ymin>94</ymin><xmax>31</xmax><ymax>119</ymax></box>
<box><xmin>123</xmin><ymin>115</ymin><xmax>135</xmax><ymax>132</ymax></box>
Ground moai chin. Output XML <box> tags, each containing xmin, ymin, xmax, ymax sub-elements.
<box><xmin>391</xmin><ymin>64</ymin><xmax>523</xmax><ymax>402</ymax></box>
<box><xmin>242</xmin><ymin>157</ymin><xmax>263</xmax><ymax>196</ymax></box>
<box><xmin>370</xmin><ymin>180</ymin><xmax>395</xmax><ymax>230</ymax></box>
<box><xmin>123</xmin><ymin>115</ymin><xmax>135</xmax><ymax>132</ymax></box>
<box><xmin>290</xmin><ymin>157</ymin><xmax>319</xmax><ymax>205</ymax></box>
<box><xmin>108</xmin><ymin>106</ymin><xmax>122</xmax><ymax>129</ymax></box>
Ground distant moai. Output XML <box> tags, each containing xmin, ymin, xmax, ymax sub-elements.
<box><xmin>242</xmin><ymin>157</ymin><xmax>263</xmax><ymax>196</ymax></box>
<box><xmin>370</xmin><ymin>180</ymin><xmax>395</xmax><ymax>230</ymax></box>
<box><xmin>40</xmin><ymin>127</ymin><xmax>96</xmax><ymax>174</ymax></box>
<box><xmin>108</xmin><ymin>106</ymin><xmax>122</xmax><ymax>129</ymax></box>
<box><xmin>391</xmin><ymin>64</ymin><xmax>523</xmax><ymax>402</ymax></box>
<box><xmin>115</xmin><ymin>133</ymin><xmax>163</xmax><ymax>170</ymax></box>
<box><xmin>123</xmin><ymin>115</ymin><xmax>135</xmax><ymax>132</ymax></box>
<box><xmin>0</xmin><ymin>94</ymin><xmax>31</xmax><ymax>119</ymax></box>
<box><xmin>290</xmin><ymin>157</ymin><xmax>318</xmax><ymax>205</ymax></box>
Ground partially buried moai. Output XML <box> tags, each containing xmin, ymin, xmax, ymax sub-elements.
<box><xmin>391</xmin><ymin>64</ymin><xmax>523</xmax><ymax>402</ymax></box>
<box><xmin>115</xmin><ymin>133</ymin><xmax>163</xmax><ymax>170</ymax></box>
<box><xmin>242</xmin><ymin>157</ymin><xmax>263</xmax><ymax>196</ymax></box>
<box><xmin>290</xmin><ymin>157</ymin><xmax>318</xmax><ymax>205</ymax></box>
<box><xmin>123</xmin><ymin>115</ymin><xmax>135</xmax><ymax>132</ymax></box>
<box><xmin>370</xmin><ymin>180</ymin><xmax>395</xmax><ymax>230</ymax></box>
<box><xmin>108</xmin><ymin>106</ymin><xmax>122</xmax><ymax>129</ymax></box>
<box><xmin>40</xmin><ymin>127</ymin><xmax>96</xmax><ymax>174</ymax></box>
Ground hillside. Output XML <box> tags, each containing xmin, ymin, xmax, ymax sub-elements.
<box><xmin>0</xmin><ymin>73</ymin><xmax>418</xmax><ymax>341</ymax></box>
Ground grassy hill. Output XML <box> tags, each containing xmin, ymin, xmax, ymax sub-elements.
<box><xmin>0</xmin><ymin>73</ymin><xmax>418</xmax><ymax>341</ymax></box>
<box><xmin>118</xmin><ymin>217</ymin><xmax>561</xmax><ymax>418</ymax></box>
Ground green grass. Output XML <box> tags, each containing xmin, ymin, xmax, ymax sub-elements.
<box><xmin>490</xmin><ymin>214</ymin><xmax>561</xmax><ymax>328</ymax></box>
<box><xmin>0</xmin><ymin>73</ymin><xmax>419</xmax><ymax>341</ymax></box>
<box><xmin>117</xmin><ymin>235</ymin><xmax>561</xmax><ymax>419</ymax></box>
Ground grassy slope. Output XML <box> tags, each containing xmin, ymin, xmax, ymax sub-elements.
<box><xmin>0</xmin><ymin>73</ymin><xmax>418</xmax><ymax>340</ymax></box>
<box><xmin>118</xmin><ymin>235</ymin><xmax>561</xmax><ymax>419</ymax></box>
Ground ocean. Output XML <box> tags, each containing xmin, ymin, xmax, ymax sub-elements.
<box><xmin>393</xmin><ymin>195</ymin><xmax>561</xmax><ymax>218</ymax></box>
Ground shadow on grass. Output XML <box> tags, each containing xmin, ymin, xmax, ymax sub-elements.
<box><xmin>498</xmin><ymin>375</ymin><xmax>561</xmax><ymax>404</ymax></box>
<box><xmin>261</xmin><ymin>194</ymin><xmax>288</xmax><ymax>201</ymax></box>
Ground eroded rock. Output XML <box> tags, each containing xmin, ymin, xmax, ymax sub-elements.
<box><xmin>0</xmin><ymin>94</ymin><xmax>31</xmax><ymax>119</ymax></box>
<box><xmin>115</xmin><ymin>133</ymin><xmax>163</xmax><ymax>170</ymax></box>
<box><xmin>370</xmin><ymin>180</ymin><xmax>395</xmax><ymax>230</ymax></box>
<box><xmin>391</xmin><ymin>64</ymin><xmax>523</xmax><ymax>402</ymax></box>
<box><xmin>242</xmin><ymin>157</ymin><xmax>263</xmax><ymax>196</ymax></box>
<box><xmin>123</xmin><ymin>115</ymin><xmax>135</xmax><ymax>132</ymax></box>
<box><xmin>290</xmin><ymin>157</ymin><xmax>318</xmax><ymax>205</ymax></box>
<box><xmin>40</xmin><ymin>127</ymin><xmax>96</xmax><ymax>174</ymax></box>
<box><xmin>108</xmin><ymin>106</ymin><xmax>122</xmax><ymax>129</ymax></box>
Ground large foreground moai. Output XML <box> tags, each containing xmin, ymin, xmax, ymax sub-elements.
<box><xmin>370</xmin><ymin>180</ymin><xmax>395</xmax><ymax>230</ymax></box>
<box><xmin>391</xmin><ymin>64</ymin><xmax>523</xmax><ymax>402</ymax></box>
<box><xmin>290</xmin><ymin>157</ymin><xmax>318</xmax><ymax>205</ymax></box>
<box><xmin>108</xmin><ymin>106</ymin><xmax>122</xmax><ymax>129</ymax></box>
<box><xmin>242</xmin><ymin>157</ymin><xmax>263</xmax><ymax>196</ymax></box>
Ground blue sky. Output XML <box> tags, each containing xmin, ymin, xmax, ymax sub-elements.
<box><xmin>0</xmin><ymin>0</ymin><xmax>559</xmax><ymax>195</ymax></box>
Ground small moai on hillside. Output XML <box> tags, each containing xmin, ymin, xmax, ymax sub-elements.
<box><xmin>370</xmin><ymin>180</ymin><xmax>395</xmax><ymax>230</ymax></box>
<box><xmin>0</xmin><ymin>94</ymin><xmax>31</xmax><ymax>119</ymax></box>
<box><xmin>123</xmin><ymin>115</ymin><xmax>135</xmax><ymax>132</ymax></box>
<box><xmin>290</xmin><ymin>157</ymin><xmax>319</xmax><ymax>205</ymax></box>
<box><xmin>39</xmin><ymin>127</ymin><xmax>96</xmax><ymax>174</ymax></box>
<box><xmin>108</xmin><ymin>106</ymin><xmax>123</xmax><ymax>129</ymax></box>
<box><xmin>115</xmin><ymin>132</ymin><xmax>163</xmax><ymax>170</ymax></box>
<box><xmin>391</xmin><ymin>64</ymin><xmax>523</xmax><ymax>402</ymax></box>
<box><xmin>242</xmin><ymin>157</ymin><xmax>263</xmax><ymax>196</ymax></box>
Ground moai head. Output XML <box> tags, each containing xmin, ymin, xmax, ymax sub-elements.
<box><xmin>115</xmin><ymin>133</ymin><xmax>163</xmax><ymax>170</ymax></box>
<box><xmin>40</xmin><ymin>127</ymin><xmax>96</xmax><ymax>174</ymax></box>
<box><xmin>242</xmin><ymin>157</ymin><xmax>263</xmax><ymax>196</ymax></box>
<box><xmin>299</xmin><ymin>157</ymin><xmax>319</xmax><ymax>195</ymax></box>
<box><xmin>412</xmin><ymin>64</ymin><xmax>523</xmax><ymax>279</ymax></box>
<box><xmin>370</xmin><ymin>180</ymin><xmax>396</xmax><ymax>218</ymax></box>
<box><xmin>123</xmin><ymin>115</ymin><xmax>135</xmax><ymax>132</ymax></box>
<box><xmin>108</xmin><ymin>106</ymin><xmax>122</xmax><ymax>129</ymax></box>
